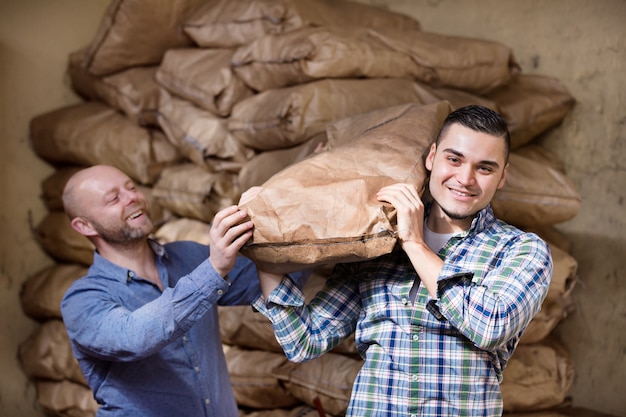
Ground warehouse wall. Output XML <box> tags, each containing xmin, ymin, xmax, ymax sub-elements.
<box><xmin>0</xmin><ymin>1</ymin><xmax>110</xmax><ymax>416</ymax></box>
<box><xmin>0</xmin><ymin>1</ymin><xmax>623</xmax><ymax>416</ymax></box>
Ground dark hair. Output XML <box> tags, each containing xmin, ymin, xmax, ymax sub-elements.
<box><xmin>436</xmin><ymin>105</ymin><xmax>510</xmax><ymax>163</ymax></box>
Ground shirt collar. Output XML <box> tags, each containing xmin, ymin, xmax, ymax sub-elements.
<box><xmin>89</xmin><ymin>238</ymin><xmax>168</xmax><ymax>284</ymax></box>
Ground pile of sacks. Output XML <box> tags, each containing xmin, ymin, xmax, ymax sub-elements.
<box><xmin>19</xmin><ymin>0</ymin><xmax>581</xmax><ymax>416</ymax></box>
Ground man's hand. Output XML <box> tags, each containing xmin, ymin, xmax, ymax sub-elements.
<box><xmin>209</xmin><ymin>205</ymin><xmax>253</xmax><ymax>278</ymax></box>
<box><xmin>377</xmin><ymin>183</ymin><xmax>442</xmax><ymax>299</ymax></box>
<box><xmin>376</xmin><ymin>183</ymin><xmax>425</xmax><ymax>246</ymax></box>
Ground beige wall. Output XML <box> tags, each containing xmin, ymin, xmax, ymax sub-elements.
<box><xmin>0</xmin><ymin>1</ymin><xmax>109</xmax><ymax>416</ymax></box>
<box><xmin>0</xmin><ymin>0</ymin><xmax>624</xmax><ymax>416</ymax></box>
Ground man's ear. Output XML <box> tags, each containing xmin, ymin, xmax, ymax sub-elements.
<box><xmin>424</xmin><ymin>143</ymin><xmax>437</xmax><ymax>171</ymax></box>
<box><xmin>497</xmin><ymin>163</ymin><xmax>509</xmax><ymax>190</ymax></box>
<box><xmin>70</xmin><ymin>217</ymin><xmax>98</xmax><ymax>237</ymax></box>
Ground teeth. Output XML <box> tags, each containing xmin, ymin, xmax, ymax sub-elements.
<box><xmin>128</xmin><ymin>210</ymin><xmax>142</xmax><ymax>220</ymax></box>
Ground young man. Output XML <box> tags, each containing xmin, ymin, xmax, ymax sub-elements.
<box><xmin>253</xmin><ymin>105</ymin><xmax>553</xmax><ymax>416</ymax></box>
<box><xmin>60</xmin><ymin>165</ymin><xmax>260</xmax><ymax>416</ymax></box>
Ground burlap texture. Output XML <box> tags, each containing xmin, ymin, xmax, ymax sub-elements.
<box><xmin>225</xmin><ymin>345</ymin><xmax>300</xmax><ymax>409</ymax></box>
<box><xmin>20</xmin><ymin>263</ymin><xmax>87</xmax><ymax>321</ymax></box>
<box><xmin>239</xmin><ymin>101</ymin><xmax>452</xmax><ymax>274</ymax></box>
<box><xmin>157</xmin><ymin>89</ymin><xmax>254</xmax><ymax>173</ymax></box>
<box><xmin>18</xmin><ymin>320</ymin><xmax>86</xmax><ymax>385</ymax></box>
<box><xmin>367</xmin><ymin>27</ymin><xmax>518</xmax><ymax>94</ymax></box>
<box><xmin>152</xmin><ymin>163</ymin><xmax>239</xmax><ymax>223</ymax></box>
<box><xmin>182</xmin><ymin>0</ymin><xmax>420</xmax><ymax>48</ymax></box>
<box><xmin>81</xmin><ymin>0</ymin><xmax>204</xmax><ymax>76</ymax></box>
<box><xmin>271</xmin><ymin>352</ymin><xmax>363</xmax><ymax>417</ymax></box>
<box><xmin>232</xmin><ymin>26</ymin><xmax>421</xmax><ymax>92</ymax></box>
<box><xmin>68</xmin><ymin>48</ymin><xmax>160</xmax><ymax>126</ymax></box>
<box><xmin>153</xmin><ymin>217</ymin><xmax>211</xmax><ymax>246</ymax></box>
<box><xmin>484</xmin><ymin>74</ymin><xmax>576</xmax><ymax>149</ymax></box>
<box><xmin>156</xmin><ymin>48</ymin><xmax>253</xmax><ymax>117</ymax></box>
<box><xmin>35</xmin><ymin>211</ymin><xmax>94</xmax><ymax>266</ymax></box>
<box><xmin>35</xmin><ymin>379</ymin><xmax>99</xmax><ymax>417</ymax></box>
<box><xmin>29</xmin><ymin>102</ymin><xmax>181</xmax><ymax>185</ymax></box>
<box><xmin>228</xmin><ymin>78</ymin><xmax>443</xmax><ymax>151</ymax></box>
<box><xmin>492</xmin><ymin>152</ymin><xmax>582</xmax><ymax>228</ymax></box>
<box><xmin>237</xmin><ymin>133</ymin><xmax>326</xmax><ymax>194</ymax></box>
<box><xmin>501</xmin><ymin>338</ymin><xmax>574</xmax><ymax>412</ymax></box>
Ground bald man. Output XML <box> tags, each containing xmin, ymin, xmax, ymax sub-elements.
<box><xmin>60</xmin><ymin>165</ymin><xmax>270</xmax><ymax>416</ymax></box>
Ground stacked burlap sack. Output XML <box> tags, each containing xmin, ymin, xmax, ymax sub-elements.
<box><xmin>20</xmin><ymin>0</ymin><xmax>581</xmax><ymax>416</ymax></box>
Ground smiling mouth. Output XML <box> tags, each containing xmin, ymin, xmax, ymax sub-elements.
<box><xmin>448</xmin><ymin>187</ymin><xmax>474</xmax><ymax>198</ymax></box>
<box><xmin>126</xmin><ymin>210</ymin><xmax>143</xmax><ymax>221</ymax></box>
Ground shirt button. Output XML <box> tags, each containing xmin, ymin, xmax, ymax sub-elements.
<box><xmin>412</xmin><ymin>334</ymin><xmax>419</xmax><ymax>341</ymax></box>
<box><xmin>217</xmin><ymin>289</ymin><xmax>224</xmax><ymax>295</ymax></box>
<box><xmin>205</xmin><ymin>398</ymin><xmax>210</xmax><ymax>405</ymax></box>
<box><xmin>195</xmin><ymin>366</ymin><xmax>200</xmax><ymax>373</ymax></box>
<box><xmin>183</xmin><ymin>336</ymin><xmax>188</xmax><ymax>343</ymax></box>
<box><xmin>411</xmin><ymin>374</ymin><xmax>418</xmax><ymax>381</ymax></box>
<box><xmin>402</xmin><ymin>297</ymin><xmax>409</xmax><ymax>305</ymax></box>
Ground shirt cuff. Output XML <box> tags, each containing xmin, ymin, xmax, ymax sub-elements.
<box><xmin>252</xmin><ymin>274</ymin><xmax>306</xmax><ymax>314</ymax></box>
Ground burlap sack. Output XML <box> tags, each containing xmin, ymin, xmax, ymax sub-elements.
<box><xmin>225</xmin><ymin>346</ymin><xmax>300</xmax><ymax>409</ymax></box>
<box><xmin>484</xmin><ymin>74</ymin><xmax>576</xmax><ymax>148</ymax></box>
<box><xmin>520</xmin><ymin>295</ymin><xmax>574</xmax><ymax>345</ymax></box>
<box><xmin>237</xmin><ymin>133</ymin><xmax>326</xmax><ymax>194</ymax></box>
<box><xmin>231</xmin><ymin>26</ymin><xmax>421</xmax><ymax>92</ymax></box>
<box><xmin>513</xmin><ymin>143</ymin><xmax>567</xmax><ymax>174</ymax></box>
<box><xmin>29</xmin><ymin>102</ymin><xmax>181</xmax><ymax>185</ymax></box>
<box><xmin>238</xmin><ymin>101</ymin><xmax>452</xmax><ymax>274</ymax></box>
<box><xmin>35</xmin><ymin>211</ymin><xmax>94</xmax><ymax>266</ymax></box>
<box><xmin>491</xmin><ymin>152</ymin><xmax>582</xmax><ymax>228</ymax></box>
<box><xmin>35</xmin><ymin>379</ymin><xmax>99</xmax><ymax>417</ymax></box>
<box><xmin>228</xmin><ymin>78</ymin><xmax>443</xmax><ymax>151</ymax></box>
<box><xmin>156</xmin><ymin>48</ymin><xmax>254</xmax><ymax>117</ymax></box>
<box><xmin>233</xmin><ymin>26</ymin><xmax>517</xmax><ymax>94</ymax></box>
<box><xmin>40</xmin><ymin>167</ymin><xmax>84</xmax><ymax>211</ymax></box>
<box><xmin>68</xmin><ymin>49</ymin><xmax>160</xmax><ymax>126</ymax></box>
<box><xmin>18</xmin><ymin>320</ymin><xmax>86</xmax><ymax>385</ymax></box>
<box><xmin>152</xmin><ymin>163</ymin><xmax>239</xmax><ymax>223</ymax></box>
<box><xmin>272</xmin><ymin>352</ymin><xmax>363</xmax><ymax>417</ymax></box>
<box><xmin>20</xmin><ymin>263</ymin><xmax>87</xmax><ymax>321</ymax></box>
<box><xmin>525</xmin><ymin>224</ymin><xmax>572</xmax><ymax>254</ymax></box>
<box><xmin>157</xmin><ymin>89</ymin><xmax>254</xmax><ymax>173</ymax></box>
<box><xmin>242</xmin><ymin>406</ymin><xmax>321</xmax><ymax>417</ymax></box>
<box><xmin>544</xmin><ymin>243</ymin><xmax>578</xmax><ymax>304</ymax></box>
<box><xmin>153</xmin><ymin>217</ymin><xmax>211</xmax><ymax>246</ymax></box>
<box><xmin>366</xmin><ymin>27</ymin><xmax>518</xmax><ymax>94</ymax></box>
<box><xmin>81</xmin><ymin>0</ymin><xmax>205</xmax><ymax>76</ymax></box>
<box><xmin>502</xmin><ymin>338</ymin><xmax>574</xmax><ymax>412</ymax></box>
<box><xmin>182</xmin><ymin>0</ymin><xmax>420</xmax><ymax>48</ymax></box>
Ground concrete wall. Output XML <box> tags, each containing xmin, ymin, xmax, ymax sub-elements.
<box><xmin>0</xmin><ymin>0</ymin><xmax>623</xmax><ymax>416</ymax></box>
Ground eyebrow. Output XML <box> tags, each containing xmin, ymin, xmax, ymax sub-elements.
<box><xmin>441</xmin><ymin>147</ymin><xmax>501</xmax><ymax>169</ymax></box>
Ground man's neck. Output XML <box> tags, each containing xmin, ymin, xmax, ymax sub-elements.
<box><xmin>426</xmin><ymin>204</ymin><xmax>473</xmax><ymax>234</ymax></box>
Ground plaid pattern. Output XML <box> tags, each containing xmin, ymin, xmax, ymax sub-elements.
<box><xmin>253</xmin><ymin>205</ymin><xmax>552</xmax><ymax>417</ymax></box>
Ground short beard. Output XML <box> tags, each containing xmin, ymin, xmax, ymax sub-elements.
<box><xmin>89</xmin><ymin>217</ymin><xmax>153</xmax><ymax>246</ymax></box>
<box><xmin>440</xmin><ymin>205</ymin><xmax>477</xmax><ymax>222</ymax></box>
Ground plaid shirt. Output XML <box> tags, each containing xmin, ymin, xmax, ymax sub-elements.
<box><xmin>253</xmin><ymin>205</ymin><xmax>552</xmax><ymax>417</ymax></box>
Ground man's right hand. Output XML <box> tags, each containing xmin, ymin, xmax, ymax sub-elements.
<box><xmin>208</xmin><ymin>205</ymin><xmax>253</xmax><ymax>278</ymax></box>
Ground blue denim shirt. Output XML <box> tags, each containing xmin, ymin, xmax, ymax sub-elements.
<box><xmin>61</xmin><ymin>240</ymin><xmax>262</xmax><ymax>417</ymax></box>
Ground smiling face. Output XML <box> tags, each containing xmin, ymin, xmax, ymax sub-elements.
<box><xmin>425</xmin><ymin>123</ymin><xmax>508</xmax><ymax>233</ymax></box>
<box><xmin>64</xmin><ymin>165</ymin><xmax>153</xmax><ymax>245</ymax></box>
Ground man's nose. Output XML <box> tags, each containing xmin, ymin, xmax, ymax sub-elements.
<box><xmin>456</xmin><ymin>166</ymin><xmax>476</xmax><ymax>185</ymax></box>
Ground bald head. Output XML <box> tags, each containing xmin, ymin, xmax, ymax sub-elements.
<box><xmin>62</xmin><ymin>165</ymin><xmax>133</xmax><ymax>219</ymax></box>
